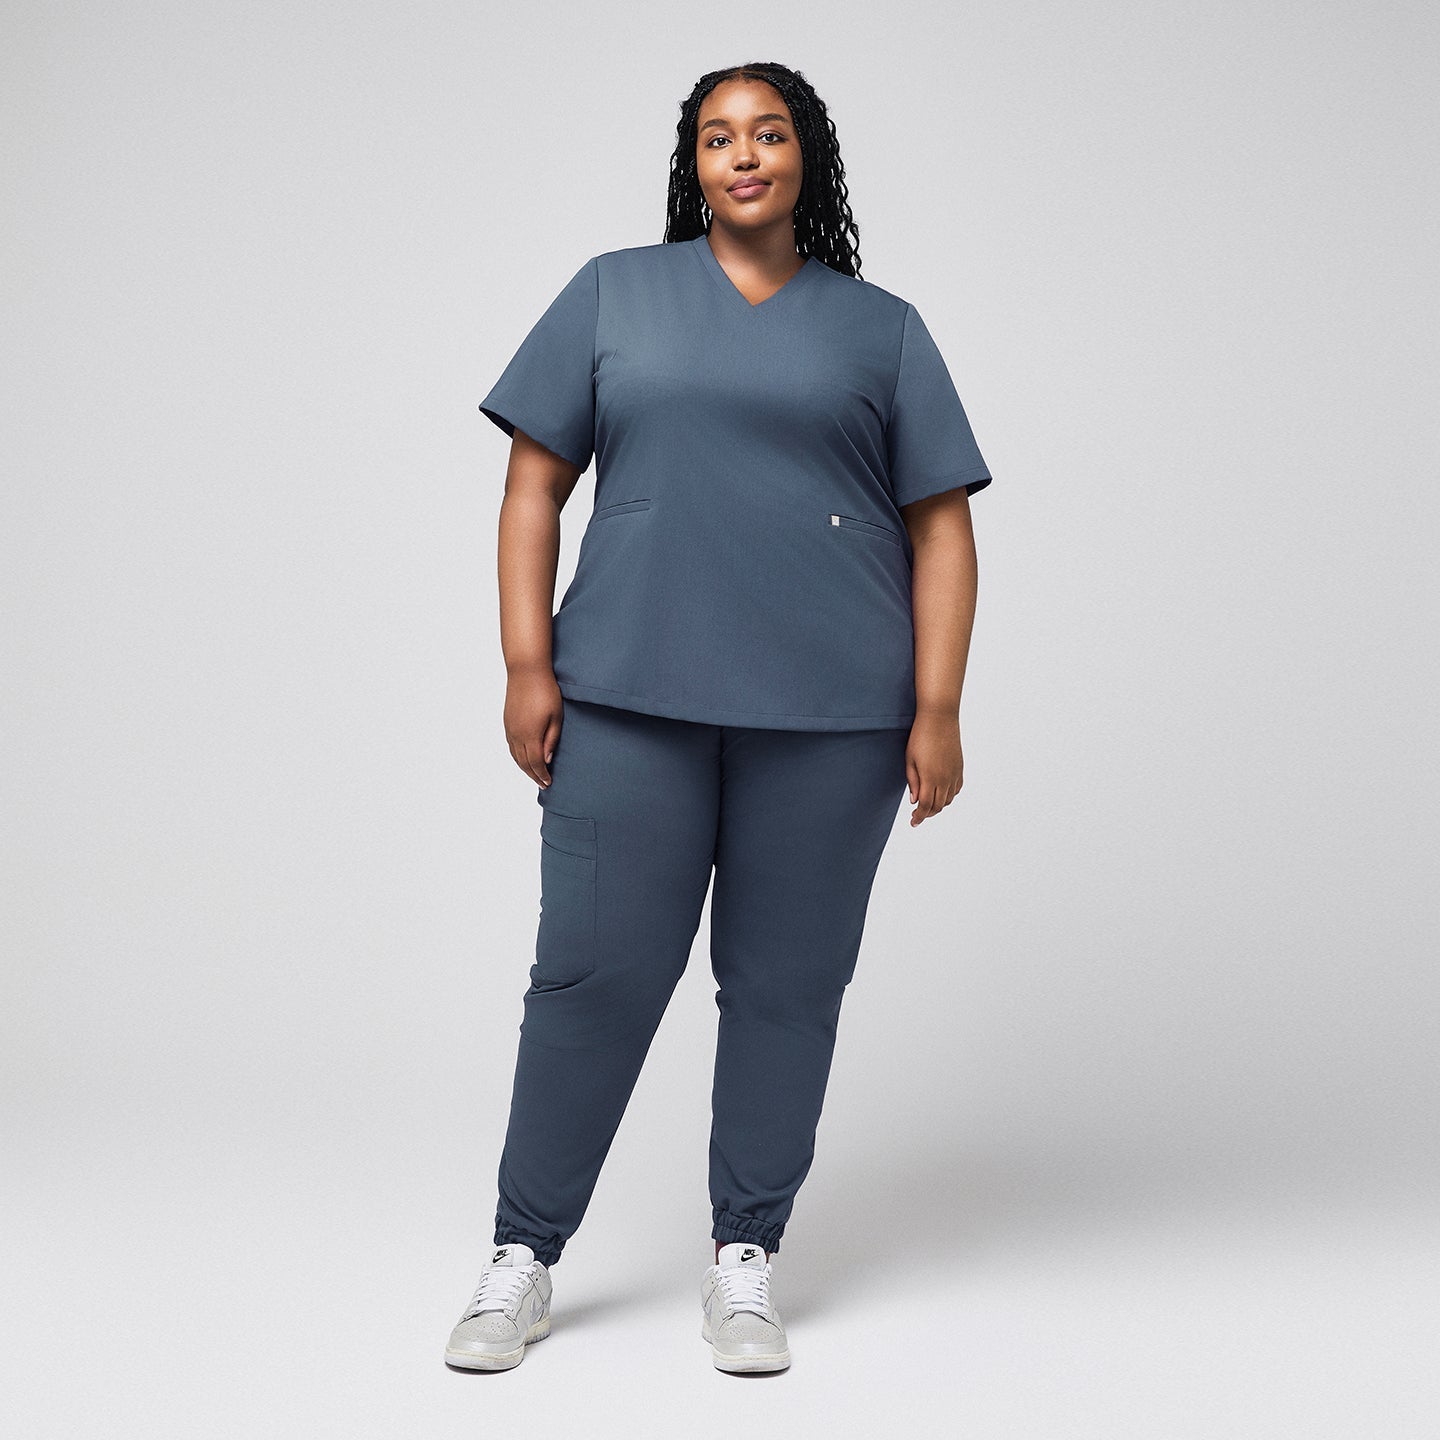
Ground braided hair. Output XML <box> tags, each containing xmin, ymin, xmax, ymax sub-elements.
<box><xmin>663</xmin><ymin>62</ymin><xmax>863</xmax><ymax>280</ymax></box>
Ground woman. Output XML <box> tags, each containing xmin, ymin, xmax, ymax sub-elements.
<box><xmin>446</xmin><ymin>61</ymin><xmax>992</xmax><ymax>1375</ymax></box>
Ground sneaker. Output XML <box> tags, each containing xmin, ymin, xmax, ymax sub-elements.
<box><xmin>444</xmin><ymin>1242</ymin><xmax>553</xmax><ymax>1370</ymax></box>
<box><xmin>701</xmin><ymin>1241</ymin><xmax>790</xmax><ymax>1372</ymax></box>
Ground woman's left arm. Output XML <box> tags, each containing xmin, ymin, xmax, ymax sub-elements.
<box><xmin>900</xmin><ymin>488</ymin><xmax>979</xmax><ymax>827</ymax></box>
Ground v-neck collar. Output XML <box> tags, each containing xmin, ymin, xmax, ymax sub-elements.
<box><xmin>690</xmin><ymin>232</ymin><xmax>823</xmax><ymax>313</ymax></box>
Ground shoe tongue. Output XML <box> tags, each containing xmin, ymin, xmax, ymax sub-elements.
<box><xmin>487</xmin><ymin>1243</ymin><xmax>536</xmax><ymax>1268</ymax></box>
<box><xmin>717</xmin><ymin>1241</ymin><xmax>768</xmax><ymax>1268</ymax></box>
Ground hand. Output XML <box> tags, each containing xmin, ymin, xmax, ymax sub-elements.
<box><xmin>503</xmin><ymin>667</ymin><xmax>564</xmax><ymax>788</ymax></box>
<box><xmin>905</xmin><ymin>709</ymin><xmax>964</xmax><ymax>826</ymax></box>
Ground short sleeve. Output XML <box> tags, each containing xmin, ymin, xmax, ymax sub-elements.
<box><xmin>479</xmin><ymin>256</ymin><xmax>599</xmax><ymax>471</ymax></box>
<box><xmin>885</xmin><ymin>302</ymin><xmax>992</xmax><ymax>507</ymax></box>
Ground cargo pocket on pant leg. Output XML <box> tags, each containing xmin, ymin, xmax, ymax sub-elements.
<box><xmin>531</xmin><ymin>810</ymin><xmax>598</xmax><ymax>987</ymax></box>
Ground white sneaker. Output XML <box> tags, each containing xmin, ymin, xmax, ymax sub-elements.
<box><xmin>701</xmin><ymin>1241</ymin><xmax>790</xmax><ymax>1372</ymax></box>
<box><xmin>445</xmin><ymin>1242</ymin><xmax>553</xmax><ymax>1370</ymax></box>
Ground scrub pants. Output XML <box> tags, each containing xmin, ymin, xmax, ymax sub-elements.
<box><xmin>492</xmin><ymin>697</ymin><xmax>910</xmax><ymax>1266</ymax></box>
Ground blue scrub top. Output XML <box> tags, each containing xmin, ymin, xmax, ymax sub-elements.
<box><xmin>479</xmin><ymin>232</ymin><xmax>993</xmax><ymax>731</ymax></box>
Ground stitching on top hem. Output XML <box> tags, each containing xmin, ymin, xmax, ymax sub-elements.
<box><xmin>557</xmin><ymin>678</ymin><xmax>913</xmax><ymax>726</ymax></box>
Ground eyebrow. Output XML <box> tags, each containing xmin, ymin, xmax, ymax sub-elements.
<box><xmin>699</xmin><ymin>112</ymin><xmax>790</xmax><ymax>133</ymax></box>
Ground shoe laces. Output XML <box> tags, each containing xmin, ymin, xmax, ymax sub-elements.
<box><xmin>714</xmin><ymin>1260</ymin><xmax>774</xmax><ymax>1316</ymax></box>
<box><xmin>462</xmin><ymin>1262</ymin><xmax>537</xmax><ymax>1320</ymax></box>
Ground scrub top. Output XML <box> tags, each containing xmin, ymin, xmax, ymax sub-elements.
<box><xmin>479</xmin><ymin>232</ymin><xmax>993</xmax><ymax>732</ymax></box>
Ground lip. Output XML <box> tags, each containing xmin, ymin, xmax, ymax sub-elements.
<box><xmin>727</xmin><ymin>179</ymin><xmax>770</xmax><ymax>198</ymax></box>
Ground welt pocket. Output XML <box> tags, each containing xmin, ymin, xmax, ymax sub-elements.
<box><xmin>539</xmin><ymin>808</ymin><xmax>597</xmax><ymax>859</ymax></box>
<box><xmin>828</xmin><ymin>513</ymin><xmax>903</xmax><ymax>546</ymax></box>
<box><xmin>593</xmin><ymin>497</ymin><xmax>653</xmax><ymax>520</ymax></box>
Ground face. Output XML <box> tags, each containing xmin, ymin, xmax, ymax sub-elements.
<box><xmin>694</xmin><ymin>78</ymin><xmax>803</xmax><ymax>234</ymax></box>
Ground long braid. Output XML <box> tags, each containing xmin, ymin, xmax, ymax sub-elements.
<box><xmin>663</xmin><ymin>62</ymin><xmax>863</xmax><ymax>280</ymax></box>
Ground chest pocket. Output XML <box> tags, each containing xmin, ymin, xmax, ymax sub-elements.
<box><xmin>828</xmin><ymin>513</ymin><xmax>904</xmax><ymax>547</ymax></box>
<box><xmin>593</xmin><ymin>497</ymin><xmax>653</xmax><ymax>520</ymax></box>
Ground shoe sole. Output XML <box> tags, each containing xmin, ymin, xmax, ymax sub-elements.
<box><xmin>445</xmin><ymin>1312</ymin><xmax>551</xmax><ymax>1370</ymax></box>
<box><xmin>701</xmin><ymin>1319</ymin><xmax>790</xmax><ymax>1373</ymax></box>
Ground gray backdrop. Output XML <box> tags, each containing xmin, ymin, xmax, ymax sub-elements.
<box><xmin>3</xmin><ymin>0</ymin><xmax>1435</xmax><ymax>1435</ymax></box>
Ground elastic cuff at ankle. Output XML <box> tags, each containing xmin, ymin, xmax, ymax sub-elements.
<box><xmin>493</xmin><ymin>1221</ymin><xmax>564</xmax><ymax>1268</ymax></box>
<box><xmin>711</xmin><ymin>1207</ymin><xmax>783</xmax><ymax>1254</ymax></box>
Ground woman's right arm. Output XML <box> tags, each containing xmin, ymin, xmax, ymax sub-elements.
<box><xmin>497</xmin><ymin>428</ymin><xmax>584</xmax><ymax>789</ymax></box>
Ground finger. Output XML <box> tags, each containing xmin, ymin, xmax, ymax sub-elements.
<box><xmin>910</xmin><ymin>778</ymin><xmax>934</xmax><ymax>825</ymax></box>
<box><xmin>511</xmin><ymin>737</ymin><xmax>549</xmax><ymax>788</ymax></box>
<box><xmin>535</xmin><ymin>719</ymin><xmax>562</xmax><ymax>788</ymax></box>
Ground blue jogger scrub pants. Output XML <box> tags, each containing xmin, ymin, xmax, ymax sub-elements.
<box><xmin>492</xmin><ymin>696</ymin><xmax>911</xmax><ymax>1266</ymax></box>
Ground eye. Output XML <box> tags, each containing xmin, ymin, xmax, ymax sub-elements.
<box><xmin>703</xmin><ymin>131</ymin><xmax>788</xmax><ymax>149</ymax></box>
